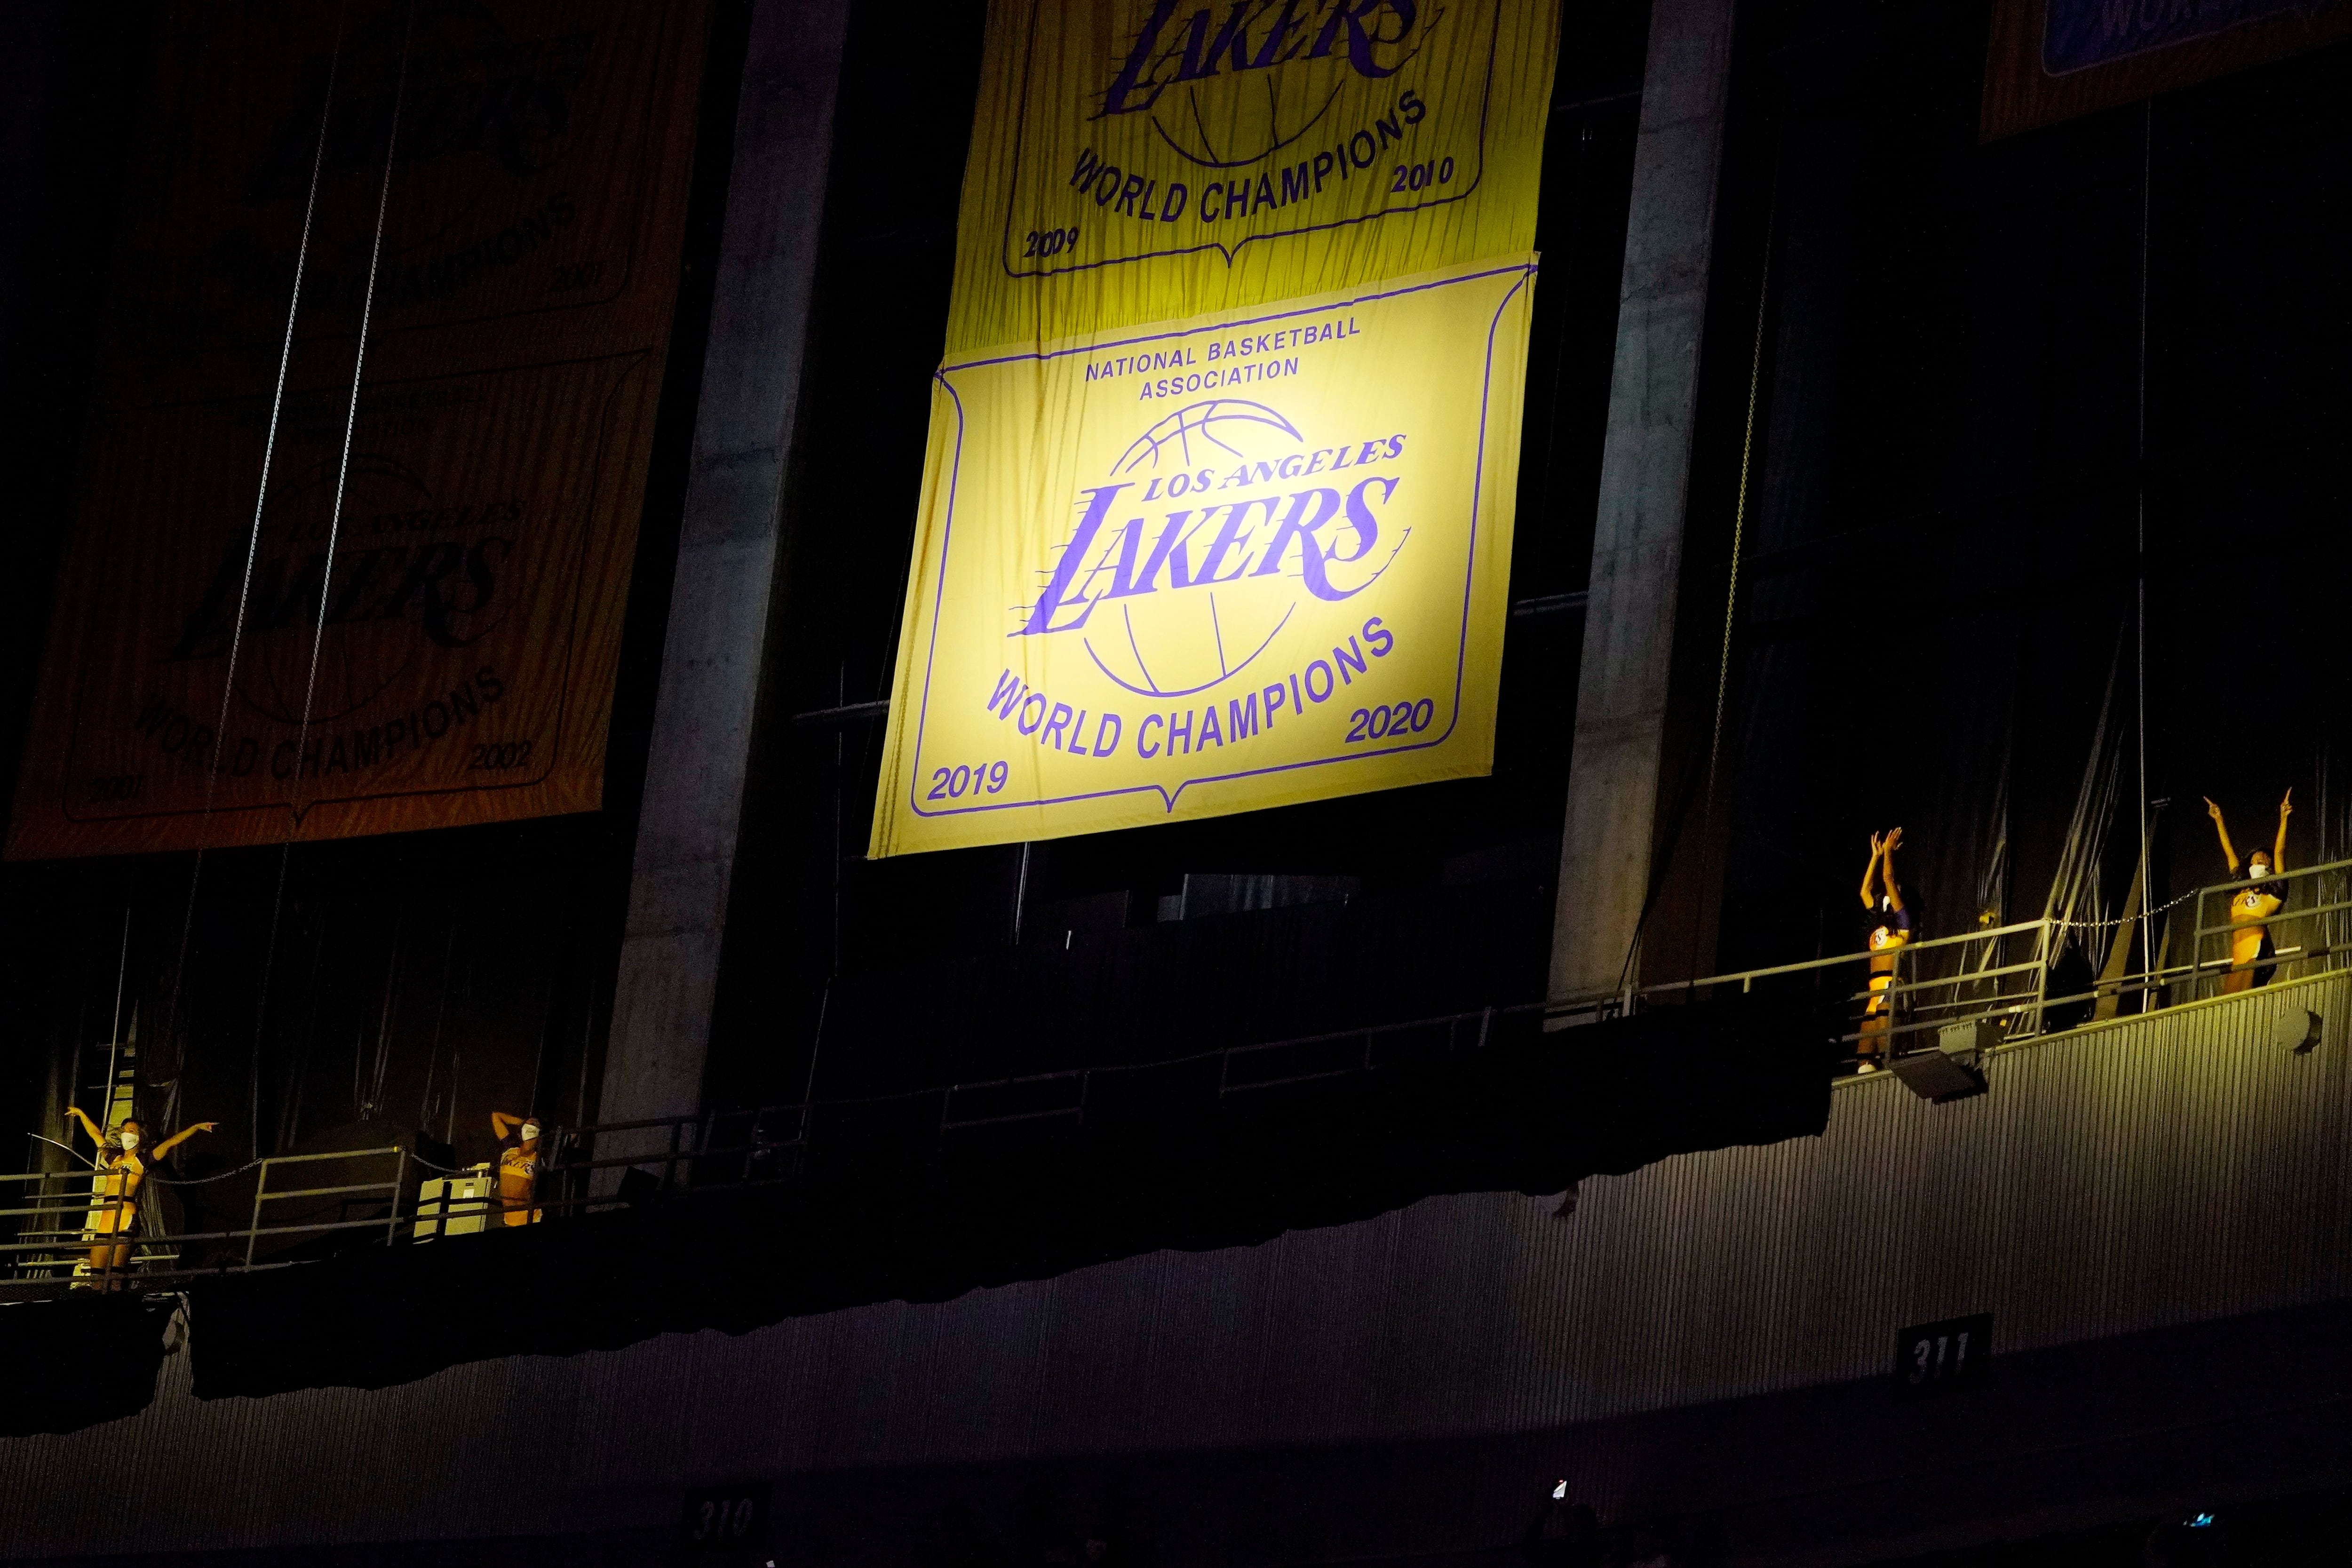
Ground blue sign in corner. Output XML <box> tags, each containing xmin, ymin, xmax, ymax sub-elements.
<box><xmin>2042</xmin><ymin>0</ymin><xmax>2319</xmax><ymax>75</ymax></box>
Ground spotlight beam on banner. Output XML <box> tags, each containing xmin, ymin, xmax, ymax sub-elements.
<box><xmin>162</xmin><ymin>2</ymin><xmax>349</xmax><ymax>1079</ymax></box>
<box><xmin>249</xmin><ymin>0</ymin><xmax>418</xmax><ymax>1161</ymax></box>
<box><xmin>208</xmin><ymin>5</ymin><xmax>350</xmax><ymax>823</ymax></box>
<box><xmin>297</xmin><ymin>0</ymin><xmax>415</xmax><ymax>800</ymax></box>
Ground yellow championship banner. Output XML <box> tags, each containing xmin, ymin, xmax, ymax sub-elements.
<box><xmin>7</xmin><ymin>0</ymin><xmax>705</xmax><ymax>860</ymax></box>
<box><xmin>873</xmin><ymin>0</ymin><xmax>1557</xmax><ymax>856</ymax></box>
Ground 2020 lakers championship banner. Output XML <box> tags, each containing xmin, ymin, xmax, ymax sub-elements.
<box><xmin>6</xmin><ymin>0</ymin><xmax>706</xmax><ymax>860</ymax></box>
<box><xmin>872</xmin><ymin>0</ymin><xmax>1557</xmax><ymax>856</ymax></box>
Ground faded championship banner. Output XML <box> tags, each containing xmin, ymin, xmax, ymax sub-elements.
<box><xmin>1983</xmin><ymin>0</ymin><xmax>2352</xmax><ymax>140</ymax></box>
<box><xmin>7</xmin><ymin>0</ymin><xmax>706</xmax><ymax>859</ymax></box>
<box><xmin>870</xmin><ymin>0</ymin><xmax>1557</xmax><ymax>857</ymax></box>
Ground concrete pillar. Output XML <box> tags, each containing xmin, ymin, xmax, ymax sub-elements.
<box><xmin>600</xmin><ymin>0</ymin><xmax>849</xmax><ymax>1127</ymax></box>
<box><xmin>1549</xmin><ymin>0</ymin><xmax>1737</xmax><ymax>1008</ymax></box>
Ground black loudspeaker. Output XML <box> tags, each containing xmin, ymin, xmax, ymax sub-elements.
<box><xmin>1893</xmin><ymin>1023</ymin><xmax>1993</xmax><ymax>1104</ymax></box>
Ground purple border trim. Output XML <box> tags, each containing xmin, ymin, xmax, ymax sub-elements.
<box><xmin>906</xmin><ymin>261</ymin><xmax>1536</xmax><ymax>824</ymax></box>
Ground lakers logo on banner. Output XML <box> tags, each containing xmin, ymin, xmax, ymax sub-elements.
<box><xmin>872</xmin><ymin>0</ymin><xmax>1557</xmax><ymax>856</ymax></box>
<box><xmin>7</xmin><ymin>0</ymin><xmax>706</xmax><ymax>860</ymax></box>
<box><xmin>18</xmin><ymin>351</ymin><xmax>659</xmax><ymax>858</ymax></box>
<box><xmin>1006</xmin><ymin>0</ymin><xmax>1486</xmax><ymax>276</ymax></box>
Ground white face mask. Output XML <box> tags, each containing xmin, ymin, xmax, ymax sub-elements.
<box><xmin>2251</xmin><ymin>864</ymin><xmax>2270</xmax><ymax>880</ymax></box>
<box><xmin>119</xmin><ymin>1131</ymin><xmax>141</xmax><ymax>1151</ymax></box>
<box><xmin>520</xmin><ymin>1123</ymin><xmax>540</xmax><ymax>1142</ymax></box>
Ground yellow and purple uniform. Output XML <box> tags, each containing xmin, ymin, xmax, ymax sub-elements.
<box><xmin>497</xmin><ymin>1141</ymin><xmax>540</xmax><ymax>1226</ymax></box>
<box><xmin>2224</xmin><ymin>875</ymin><xmax>2285</xmax><ymax>994</ymax></box>
<box><xmin>1860</xmin><ymin>903</ymin><xmax>1912</xmax><ymax>1061</ymax></box>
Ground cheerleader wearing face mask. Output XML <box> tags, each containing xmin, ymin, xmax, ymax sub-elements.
<box><xmin>490</xmin><ymin>1111</ymin><xmax>544</xmax><ymax>1226</ymax></box>
<box><xmin>2207</xmin><ymin>790</ymin><xmax>2293</xmax><ymax>994</ymax></box>
<box><xmin>61</xmin><ymin>1108</ymin><xmax>218</xmax><ymax>1287</ymax></box>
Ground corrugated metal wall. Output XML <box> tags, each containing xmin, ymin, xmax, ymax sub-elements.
<box><xmin>3</xmin><ymin>973</ymin><xmax>2347</xmax><ymax>1557</ymax></box>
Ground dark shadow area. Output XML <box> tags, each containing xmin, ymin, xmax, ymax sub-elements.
<box><xmin>0</xmin><ymin>2</ymin><xmax>755</xmax><ymax>1232</ymax></box>
<box><xmin>0</xmin><ymin>1292</ymin><xmax>173</xmax><ymax>1438</ymax></box>
<box><xmin>1701</xmin><ymin>6</ymin><xmax>2352</xmax><ymax>1007</ymax></box>
<box><xmin>182</xmin><ymin>995</ymin><xmax>1828</xmax><ymax>1399</ymax></box>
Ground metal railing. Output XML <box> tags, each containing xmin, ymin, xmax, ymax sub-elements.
<box><xmin>1628</xmin><ymin>853</ymin><xmax>2352</xmax><ymax>1068</ymax></box>
<box><xmin>11</xmin><ymin>858</ymin><xmax>2349</xmax><ymax>1297</ymax></box>
<box><xmin>2</xmin><ymin>1145</ymin><xmax>409</xmax><ymax>1297</ymax></box>
<box><xmin>0</xmin><ymin>1171</ymin><xmax>147</xmax><ymax>1291</ymax></box>
<box><xmin>2191</xmin><ymin>856</ymin><xmax>2352</xmax><ymax>1003</ymax></box>
<box><xmin>498</xmin><ymin>860</ymin><xmax>2352</xmax><ymax>1211</ymax></box>
<box><xmin>1627</xmin><ymin>915</ymin><xmax>2058</xmax><ymax>1053</ymax></box>
<box><xmin>530</xmin><ymin>1105</ymin><xmax>808</xmax><ymax>1222</ymax></box>
<box><xmin>243</xmin><ymin>1146</ymin><xmax>408</xmax><ymax>1266</ymax></box>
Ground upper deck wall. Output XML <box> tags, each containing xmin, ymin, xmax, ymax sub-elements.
<box><xmin>3</xmin><ymin>974</ymin><xmax>2345</xmax><ymax>1557</ymax></box>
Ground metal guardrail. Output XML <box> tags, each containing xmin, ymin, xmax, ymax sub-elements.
<box><xmin>1624</xmin><ymin>915</ymin><xmax>2059</xmax><ymax>1054</ymax></box>
<box><xmin>0</xmin><ymin>1170</ymin><xmax>144</xmax><ymax>1291</ymax></box>
<box><xmin>11</xmin><ymin>857</ymin><xmax>2347</xmax><ymax>1296</ymax></box>
<box><xmin>244</xmin><ymin>1146</ymin><xmax>407</xmax><ymax>1267</ymax></box>
<box><xmin>2</xmin><ymin>1145</ymin><xmax>409</xmax><ymax>1295</ymax></box>
<box><xmin>1501</xmin><ymin>856</ymin><xmax>2352</xmax><ymax>1077</ymax></box>
<box><xmin>2191</xmin><ymin>856</ymin><xmax>2352</xmax><ymax>1003</ymax></box>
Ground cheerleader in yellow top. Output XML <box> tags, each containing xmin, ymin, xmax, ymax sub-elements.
<box><xmin>2206</xmin><ymin>790</ymin><xmax>2292</xmax><ymax>994</ymax></box>
<box><xmin>1856</xmin><ymin>828</ymin><xmax>1911</xmax><ymax>1072</ymax></box>
<box><xmin>63</xmin><ymin>1108</ymin><xmax>216</xmax><ymax>1285</ymax></box>
<box><xmin>490</xmin><ymin>1111</ymin><xmax>542</xmax><ymax>1226</ymax></box>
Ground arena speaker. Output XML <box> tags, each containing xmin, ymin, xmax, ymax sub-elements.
<box><xmin>2269</xmin><ymin>1007</ymin><xmax>2322</xmax><ymax>1054</ymax></box>
<box><xmin>1893</xmin><ymin>1021</ymin><xmax>1997</xmax><ymax>1103</ymax></box>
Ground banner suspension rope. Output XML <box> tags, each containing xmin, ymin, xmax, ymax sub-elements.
<box><xmin>247</xmin><ymin>0</ymin><xmax>418</xmax><ymax>1157</ymax></box>
<box><xmin>159</xmin><ymin>1</ymin><xmax>350</xmax><ymax>1112</ymax></box>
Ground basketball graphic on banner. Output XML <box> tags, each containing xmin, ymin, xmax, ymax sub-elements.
<box><xmin>1067</xmin><ymin>399</ymin><xmax>1311</xmax><ymax>702</ymax></box>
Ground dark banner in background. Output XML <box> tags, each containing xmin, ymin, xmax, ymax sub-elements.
<box><xmin>8</xmin><ymin>0</ymin><xmax>707</xmax><ymax>859</ymax></box>
<box><xmin>1984</xmin><ymin>0</ymin><xmax>2352</xmax><ymax>139</ymax></box>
